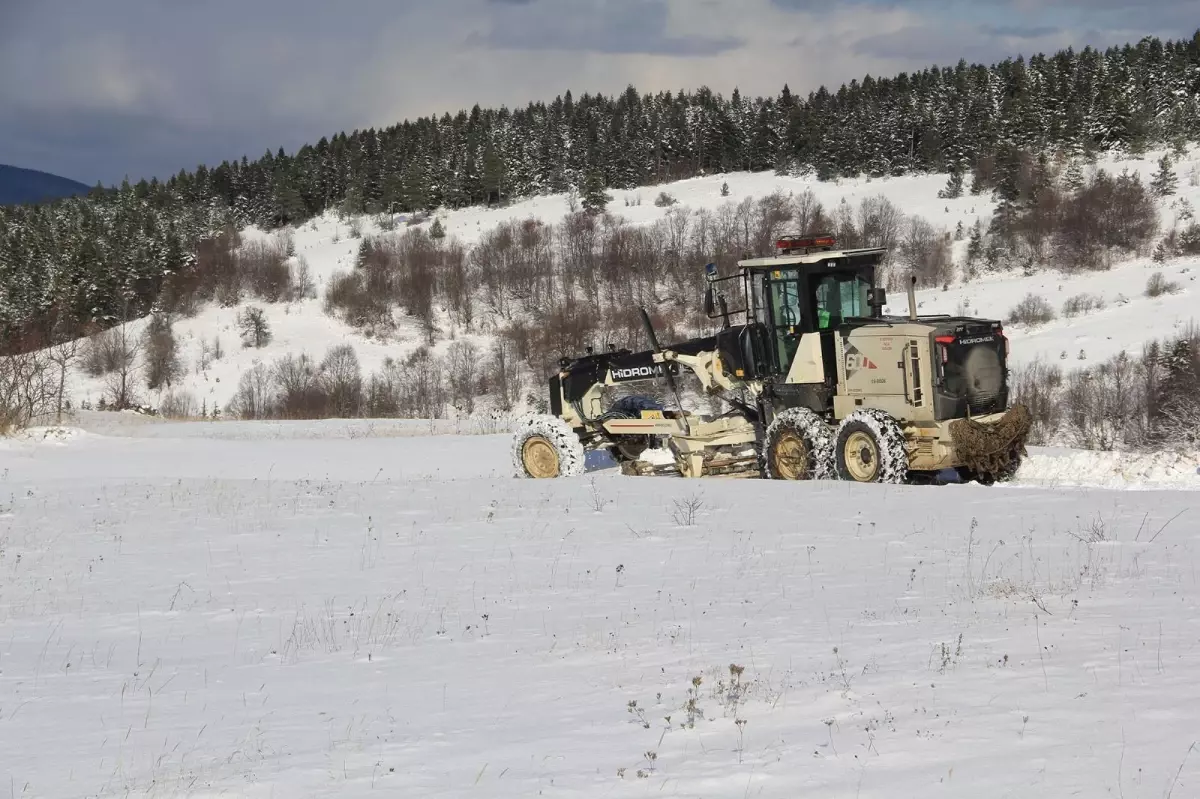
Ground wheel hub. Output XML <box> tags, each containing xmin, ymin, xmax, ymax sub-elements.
<box><xmin>773</xmin><ymin>431</ymin><xmax>809</xmax><ymax>480</ymax></box>
<box><xmin>522</xmin><ymin>436</ymin><xmax>560</xmax><ymax>478</ymax></box>
<box><xmin>844</xmin><ymin>431</ymin><xmax>880</xmax><ymax>482</ymax></box>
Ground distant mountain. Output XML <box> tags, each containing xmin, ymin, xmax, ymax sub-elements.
<box><xmin>0</xmin><ymin>164</ymin><xmax>91</xmax><ymax>206</ymax></box>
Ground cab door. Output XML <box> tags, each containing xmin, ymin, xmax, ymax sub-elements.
<box><xmin>765</xmin><ymin>272</ymin><xmax>803</xmax><ymax>375</ymax></box>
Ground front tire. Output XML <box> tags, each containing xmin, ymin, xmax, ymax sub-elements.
<box><xmin>512</xmin><ymin>414</ymin><xmax>586</xmax><ymax>478</ymax></box>
<box><xmin>762</xmin><ymin>408</ymin><xmax>834</xmax><ymax>480</ymax></box>
<box><xmin>834</xmin><ymin>409</ymin><xmax>908</xmax><ymax>484</ymax></box>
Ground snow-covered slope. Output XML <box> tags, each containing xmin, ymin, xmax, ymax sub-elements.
<box><xmin>1</xmin><ymin>420</ymin><xmax>1198</xmax><ymax>797</ymax></box>
<box><xmin>63</xmin><ymin>147</ymin><xmax>1200</xmax><ymax>415</ymax></box>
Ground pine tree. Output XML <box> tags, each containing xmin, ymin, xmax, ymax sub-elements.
<box><xmin>429</xmin><ymin>218</ymin><xmax>445</xmax><ymax>240</ymax></box>
<box><xmin>1063</xmin><ymin>159</ymin><xmax>1084</xmax><ymax>192</ymax></box>
<box><xmin>966</xmin><ymin>219</ymin><xmax>984</xmax><ymax>274</ymax></box>
<box><xmin>581</xmin><ymin>169</ymin><xmax>611</xmax><ymax>215</ymax></box>
<box><xmin>988</xmin><ymin>145</ymin><xmax>1022</xmax><ymax>247</ymax></box>
<box><xmin>482</xmin><ymin>140</ymin><xmax>505</xmax><ymax>206</ymax></box>
<box><xmin>938</xmin><ymin>170</ymin><xmax>964</xmax><ymax>199</ymax></box>
<box><xmin>1150</xmin><ymin>154</ymin><xmax>1178</xmax><ymax>197</ymax></box>
<box><xmin>968</xmin><ymin>167</ymin><xmax>985</xmax><ymax>196</ymax></box>
<box><xmin>1155</xmin><ymin>337</ymin><xmax>1200</xmax><ymax>434</ymax></box>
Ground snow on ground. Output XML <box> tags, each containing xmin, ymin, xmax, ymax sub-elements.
<box><xmin>1018</xmin><ymin>445</ymin><xmax>1200</xmax><ymax>489</ymax></box>
<box><xmin>61</xmin><ymin>147</ymin><xmax>1200</xmax><ymax>414</ymax></box>
<box><xmin>2</xmin><ymin>421</ymin><xmax>1199</xmax><ymax>797</ymax></box>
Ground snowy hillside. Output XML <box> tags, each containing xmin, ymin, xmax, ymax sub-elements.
<box><xmin>1</xmin><ymin>418</ymin><xmax>1198</xmax><ymax>797</ymax></box>
<box><xmin>62</xmin><ymin>146</ymin><xmax>1200</xmax><ymax>416</ymax></box>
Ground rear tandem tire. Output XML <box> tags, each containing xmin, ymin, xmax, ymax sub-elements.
<box><xmin>833</xmin><ymin>409</ymin><xmax>909</xmax><ymax>484</ymax></box>
<box><xmin>762</xmin><ymin>408</ymin><xmax>834</xmax><ymax>480</ymax></box>
<box><xmin>512</xmin><ymin>414</ymin><xmax>586</xmax><ymax>478</ymax></box>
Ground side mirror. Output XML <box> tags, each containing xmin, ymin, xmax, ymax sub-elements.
<box><xmin>704</xmin><ymin>286</ymin><xmax>715</xmax><ymax>316</ymax></box>
<box><xmin>868</xmin><ymin>288</ymin><xmax>887</xmax><ymax>306</ymax></box>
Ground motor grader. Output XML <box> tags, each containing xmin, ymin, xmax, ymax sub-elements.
<box><xmin>513</xmin><ymin>235</ymin><xmax>1031</xmax><ymax>484</ymax></box>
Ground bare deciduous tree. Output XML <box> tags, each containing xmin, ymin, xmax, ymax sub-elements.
<box><xmin>103</xmin><ymin>323</ymin><xmax>142</xmax><ymax>410</ymax></box>
<box><xmin>83</xmin><ymin>326</ymin><xmax>136</xmax><ymax>377</ymax></box>
<box><xmin>899</xmin><ymin>217</ymin><xmax>954</xmax><ymax>289</ymax></box>
<box><xmin>237</xmin><ymin>306</ymin><xmax>272</xmax><ymax>348</ymax></box>
<box><xmin>319</xmin><ymin>344</ymin><xmax>363</xmax><ymax>418</ymax></box>
<box><xmin>46</xmin><ymin>337</ymin><xmax>81</xmax><ymax>425</ymax></box>
<box><xmin>446</xmin><ymin>340</ymin><xmax>479</xmax><ymax>413</ymax></box>
<box><xmin>489</xmin><ymin>338</ymin><xmax>520</xmax><ymax>411</ymax></box>
<box><xmin>272</xmin><ymin>353</ymin><xmax>322</xmax><ymax>418</ymax></box>
<box><xmin>227</xmin><ymin>362</ymin><xmax>275</xmax><ymax>420</ymax></box>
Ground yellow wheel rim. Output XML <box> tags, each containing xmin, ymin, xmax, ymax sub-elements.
<box><xmin>522</xmin><ymin>436</ymin><xmax>560</xmax><ymax>478</ymax></box>
<box><xmin>772</xmin><ymin>431</ymin><xmax>810</xmax><ymax>480</ymax></box>
<box><xmin>844</xmin><ymin>430</ymin><xmax>879</xmax><ymax>482</ymax></box>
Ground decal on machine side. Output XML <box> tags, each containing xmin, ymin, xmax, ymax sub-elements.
<box><xmin>844</xmin><ymin>342</ymin><xmax>878</xmax><ymax>380</ymax></box>
<box><xmin>611</xmin><ymin>365</ymin><xmax>665</xmax><ymax>381</ymax></box>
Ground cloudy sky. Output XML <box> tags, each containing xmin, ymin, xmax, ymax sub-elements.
<box><xmin>1</xmin><ymin>0</ymin><xmax>1194</xmax><ymax>186</ymax></box>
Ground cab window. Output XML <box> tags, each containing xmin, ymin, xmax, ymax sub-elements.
<box><xmin>814</xmin><ymin>274</ymin><xmax>870</xmax><ymax>328</ymax></box>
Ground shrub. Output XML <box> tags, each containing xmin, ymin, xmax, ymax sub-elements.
<box><xmin>274</xmin><ymin>229</ymin><xmax>296</xmax><ymax>257</ymax></box>
<box><xmin>1145</xmin><ymin>272</ymin><xmax>1180</xmax><ymax>298</ymax></box>
<box><xmin>1061</xmin><ymin>293</ymin><xmax>1105</xmax><ymax>318</ymax></box>
<box><xmin>1061</xmin><ymin>352</ymin><xmax>1147</xmax><ymax>450</ymax></box>
<box><xmin>83</xmin><ymin>326</ymin><xmax>136</xmax><ymax>377</ymax></box>
<box><xmin>1054</xmin><ymin>169</ymin><xmax>1158</xmax><ymax>270</ymax></box>
<box><xmin>0</xmin><ymin>351</ymin><xmax>55</xmax><ymax>433</ymax></box>
<box><xmin>158</xmin><ymin>389</ymin><xmax>197</xmax><ymax>419</ymax></box>
<box><xmin>1010</xmin><ymin>360</ymin><xmax>1064</xmax><ymax>445</ymax></box>
<box><xmin>1007</xmin><ymin>294</ymin><xmax>1056</xmax><ymax>327</ymax></box>
<box><xmin>324</xmin><ymin>270</ymin><xmax>393</xmax><ymax>334</ymax></box>
<box><xmin>363</xmin><ymin>350</ymin><xmax>448</xmax><ymax>420</ymax></box>
<box><xmin>654</xmin><ymin>192</ymin><xmax>678</xmax><ymax>208</ymax></box>
<box><xmin>239</xmin><ymin>240</ymin><xmax>294</xmax><ymax>302</ymax></box>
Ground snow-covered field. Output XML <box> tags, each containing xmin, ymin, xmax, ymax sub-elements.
<box><xmin>2</xmin><ymin>419</ymin><xmax>1199</xmax><ymax>797</ymax></box>
<box><xmin>62</xmin><ymin>147</ymin><xmax>1200</xmax><ymax>415</ymax></box>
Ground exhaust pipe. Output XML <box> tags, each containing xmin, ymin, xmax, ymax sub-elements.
<box><xmin>907</xmin><ymin>275</ymin><xmax>918</xmax><ymax>321</ymax></box>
